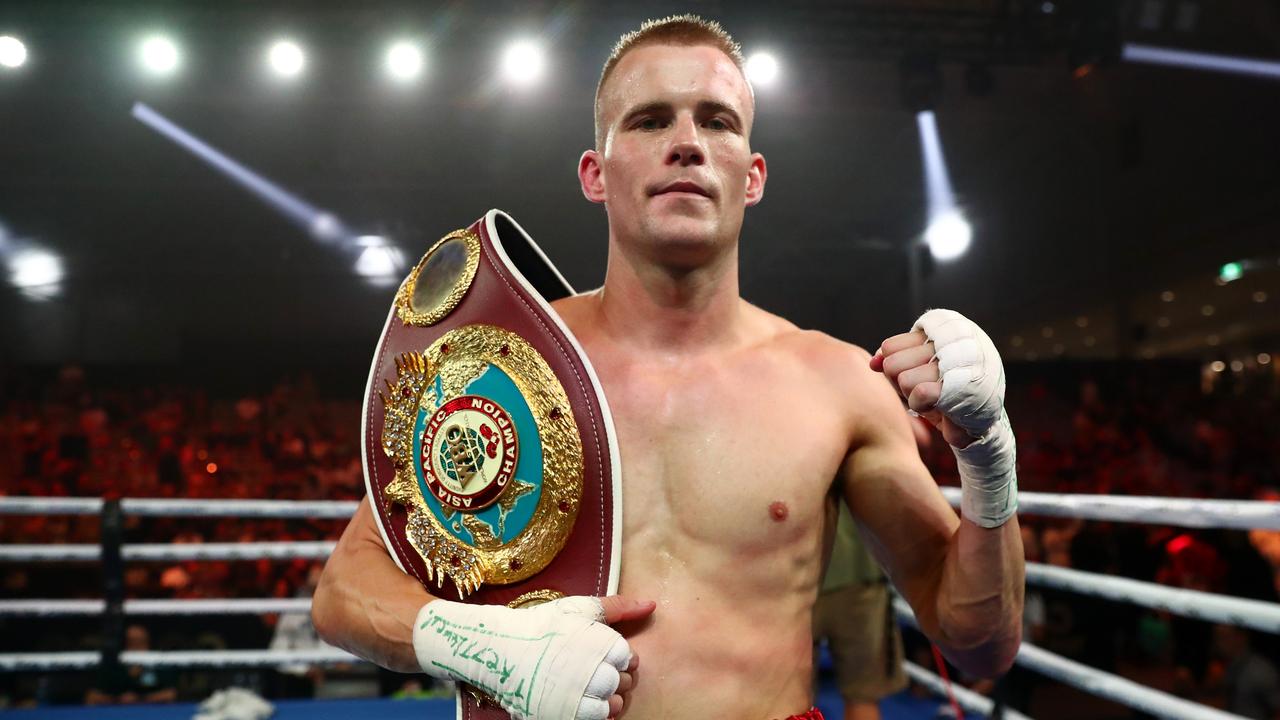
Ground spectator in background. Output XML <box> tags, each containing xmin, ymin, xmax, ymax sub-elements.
<box><xmin>268</xmin><ymin>563</ymin><xmax>328</xmax><ymax>699</ymax></box>
<box><xmin>813</xmin><ymin>504</ymin><xmax>906</xmax><ymax>720</ymax></box>
<box><xmin>84</xmin><ymin>625</ymin><xmax>177</xmax><ymax>705</ymax></box>
<box><xmin>1211</xmin><ymin>624</ymin><xmax>1280</xmax><ymax>720</ymax></box>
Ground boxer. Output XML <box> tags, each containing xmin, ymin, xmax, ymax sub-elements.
<box><xmin>313</xmin><ymin>15</ymin><xmax>1024</xmax><ymax>720</ymax></box>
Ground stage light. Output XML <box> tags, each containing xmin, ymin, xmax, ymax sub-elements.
<box><xmin>1260</xmin><ymin>353</ymin><xmax>1272</xmax><ymax>365</ymax></box>
<box><xmin>8</xmin><ymin>247</ymin><xmax>63</xmax><ymax>301</ymax></box>
<box><xmin>268</xmin><ymin>40</ymin><xmax>305</xmax><ymax>78</ymax></box>
<box><xmin>0</xmin><ymin>35</ymin><xmax>26</xmax><ymax>69</ymax></box>
<box><xmin>1210</xmin><ymin>360</ymin><xmax>1225</xmax><ymax>373</ymax></box>
<box><xmin>385</xmin><ymin>41</ymin><xmax>423</xmax><ymax>81</ymax></box>
<box><xmin>133</xmin><ymin>102</ymin><xmax>351</xmax><ymax>241</ymax></box>
<box><xmin>916</xmin><ymin>111</ymin><xmax>971</xmax><ymax>262</ymax></box>
<box><xmin>745</xmin><ymin>52</ymin><xmax>779</xmax><ymax>86</ymax></box>
<box><xmin>501</xmin><ymin>40</ymin><xmax>545</xmax><ymax>87</ymax></box>
<box><xmin>353</xmin><ymin>236</ymin><xmax>405</xmax><ymax>286</ymax></box>
<box><xmin>924</xmin><ymin>210</ymin><xmax>972</xmax><ymax>262</ymax></box>
<box><xmin>138</xmin><ymin>35</ymin><xmax>180</xmax><ymax>75</ymax></box>
<box><xmin>1202</xmin><ymin>305</ymin><xmax>1215</xmax><ymax>316</ymax></box>
<box><xmin>1255</xmin><ymin>291</ymin><xmax>1269</xmax><ymax>303</ymax></box>
<box><xmin>1161</xmin><ymin>290</ymin><xmax>1175</xmax><ymax>302</ymax></box>
<box><xmin>1124</xmin><ymin>43</ymin><xmax>1280</xmax><ymax>80</ymax></box>
<box><xmin>1219</xmin><ymin>261</ymin><xmax>1243</xmax><ymax>283</ymax></box>
<box><xmin>1231</xmin><ymin>360</ymin><xmax>1244</xmax><ymax>372</ymax></box>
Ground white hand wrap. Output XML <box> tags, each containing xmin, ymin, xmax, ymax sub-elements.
<box><xmin>413</xmin><ymin>596</ymin><xmax>630</xmax><ymax>720</ymax></box>
<box><xmin>912</xmin><ymin>309</ymin><xmax>1018</xmax><ymax>528</ymax></box>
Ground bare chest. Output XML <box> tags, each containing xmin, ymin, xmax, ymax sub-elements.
<box><xmin>595</xmin><ymin>353</ymin><xmax>847</xmax><ymax>556</ymax></box>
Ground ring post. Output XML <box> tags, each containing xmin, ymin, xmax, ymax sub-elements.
<box><xmin>100</xmin><ymin>498</ymin><xmax>125</xmax><ymax>677</ymax></box>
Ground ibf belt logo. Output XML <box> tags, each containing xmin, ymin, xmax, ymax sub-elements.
<box><xmin>420</xmin><ymin>395</ymin><xmax>519</xmax><ymax>512</ymax></box>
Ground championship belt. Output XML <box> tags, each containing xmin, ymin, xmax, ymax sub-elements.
<box><xmin>361</xmin><ymin>210</ymin><xmax>622</xmax><ymax>720</ymax></box>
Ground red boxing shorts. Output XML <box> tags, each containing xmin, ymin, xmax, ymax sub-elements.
<box><xmin>783</xmin><ymin>709</ymin><xmax>825</xmax><ymax>720</ymax></box>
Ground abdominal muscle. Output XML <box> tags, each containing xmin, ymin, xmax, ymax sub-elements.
<box><xmin>614</xmin><ymin>535</ymin><xmax>823</xmax><ymax>720</ymax></box>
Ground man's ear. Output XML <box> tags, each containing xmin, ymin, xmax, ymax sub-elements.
<box><xmin>744</xmin><ymin>152</ymin><xmax>767</xmax><ymax>207</ymax></box>
<box><xmin>579</xmin><ymin>150</ymin><xmax>607</xmax><ymax>204</ymax></box>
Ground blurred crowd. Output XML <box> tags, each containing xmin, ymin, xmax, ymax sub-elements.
<box><xmin>2</xmin><ymin>360</ymin><xmax>1279</xmax><ymax>716</ymax></box>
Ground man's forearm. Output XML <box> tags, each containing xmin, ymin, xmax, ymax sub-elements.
<box><xmin>311</xmin><ymin>502</ymin><xmax>435</xmax><ymax>673</ymax></box>
<box><xmin>934</xmin><ymin>516</ymin><xmax>1024</xmax><ymax>678</ymax></box>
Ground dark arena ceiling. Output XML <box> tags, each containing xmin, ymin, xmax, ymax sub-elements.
<box><xmin>0</xmin><ymin>0</ymin><xmax>1277</xmax><ymax>373</ymax></box>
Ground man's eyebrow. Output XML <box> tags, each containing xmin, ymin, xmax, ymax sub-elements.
<box><xmin>619</xmin><ymin>101</ymin><xmax>672</xmax><ymax>124</ymax></box>
<box><xmin>697</xmin><ymin>101</ymin><xmax>742</xmax><ymax>127</ymax></box>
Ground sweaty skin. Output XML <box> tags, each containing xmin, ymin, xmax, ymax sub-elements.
<box><xmin>314</xmin><ymin>40</ymin><xmax>1023</xmax><ymax>720</ymax></box>
<box><xmin>552</xmin><ymin>294</ymin><xmax>870</xmax><ymax>718</ymax></box>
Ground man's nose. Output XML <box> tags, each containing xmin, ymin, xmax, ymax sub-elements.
<box><xmin>665</xmin><ymin>116</ymin><xmax>704</xmax><ymax>166</ymax></box>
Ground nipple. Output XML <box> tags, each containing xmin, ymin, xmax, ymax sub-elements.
<box><xmin>769</xmin><ymin>501</ymin><xmax>789</xmax><ymax>522</ymax></box>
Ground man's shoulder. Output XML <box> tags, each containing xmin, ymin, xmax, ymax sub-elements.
<box><xmin>745</xmin><ymin>304</ymin><xmax>874</xmax><ymax>376</ymax></box>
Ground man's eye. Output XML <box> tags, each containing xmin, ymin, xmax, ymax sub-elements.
<box><xmin>637</xmin><ymin>117</ymin><xmax>664</xmax><ymax>130</ymax></box>
<box><xmin>705</xmin><ymin>118</ymin><xmax>730</xmax><ymax>131</ymax></box>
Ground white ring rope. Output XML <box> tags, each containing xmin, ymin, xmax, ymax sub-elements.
<box><xmin>0</xmin><ymin>544</ymin><xmax>100</xmax><ymax>561</ymax></box>
<box><xmin>0</xmin><ymin>652</ymin><xmax>101</xmax><ymax>672</ymax></box>
<box><xmin>940</xmin><ymin>488</ymin><xmax>1280</xmax><ymax>531</ymax></box>
<box><xmin>7</xmin><ymin>492</ymin><xmax>1280</xmax><ymax>529</ymax></box>
<box><xmin>0</xmin><ymin>497</ymin><xmax>102</xmax><ymax>515</ymax></box>
<box><xmin>0</xmin><ymin>542</ymin><xmax>336</xmax><ymax>563</ymax></box>
<box><xmin>0</xmin><ymin>599</ymin><xmax>313</xmax><ymax>616</ymax></box>
<box><xmin>893</xmin><ymin>599</ymin><xmax>1245</xmax><ymax>720</ymax></box>
<box><xmin>1027</xmin><ymin>562</ymin><xmax>1280</xmax><ymax>635</ymax></box>
<box><xmin>903</xmin><ymin>661</ymin><xmax>1034</xmax><ymax>720</ymax></box>
<box><xmin>123</xmin><ymin>541</ymin><xmax>336</xmax><ymax>561</ymax></box>
<box><xmin>0</xmin><ymin>496</ymin><xmax>358</xmax><ymax>518</ymax></box>
<box><xmin>121</xmin><ymin>648</ymin><xmax>362</xmax><ymax>668</ymax></box>
<box><xmin>0</xmin><ymin>648</ymin><xmax>365</xmax><ymax>672</ymax></box>
<box><xmin>0</xmin><ymin>600</ymin><xmax>106</xmax><ymax>616</ymax></box>
<box><xmin>122</xmin><ymin>498</ymin><xmax>359</xmax><ymax>518</ymax></box>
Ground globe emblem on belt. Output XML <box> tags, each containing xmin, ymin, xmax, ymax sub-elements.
<box><xmin>420</xmin><ymin>395</ymin><xmax>519</xmax><ymax>513</ymax></box>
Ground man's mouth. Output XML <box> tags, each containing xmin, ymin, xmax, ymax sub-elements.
<box><xmin>652</xmin><ymin>181</ymin><xmax>712</xmax><ymax>198</ymax></box>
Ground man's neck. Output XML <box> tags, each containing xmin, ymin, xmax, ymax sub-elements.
<box><xmin>592</xmin><ymin>238</ymin><xmax>744</xmax><ymax>355</ymax></box>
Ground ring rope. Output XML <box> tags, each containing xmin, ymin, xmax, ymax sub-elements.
<box><xmin>0</xmin><ymin>652</ymin><xmax>101</xmax><ymax>672</ymax></box>
<box><xmin>1027</xmin><ymin>562</ymin><xmax>1280</xmax><ymax>635</ymax></box>
<box><xmin>122</xmin><ymin>498</ymin><xmax>359</xmax><ymax>518</ymax></box>
<box><xmin>940</xmin><ymin>488</ymin><xmax>1280</xmax><ymax>531</ymax></box>
<box><xmin>903</xmin><ymin>661</ymin><xmax>1034</xmax><ymax>720</ymax></box>
<box><xmin>8</xmin><ymin>492</ymin><xmax>1280</xmax><ymax>530</ymax></box>
<box><xmin>0</xmin><ymin>541</ymin><xmax>336</xmax><ymax>563</ymax></box>
<box><xmin>0</xmin><ymin>496</ymin><xmax>359</xmax><ymax>518</ymax></box>
<box><xmin>120</xmin><ymin>648</ymin><xmax>362</xmax><ymax>668</ymax></box>
<box><xmin>0</xmin><ymin>599</ymin><xmax>314</xmax><ymax>616</ymax></box>
<box><xmin>894</xmin><ymin>599</ymin><xmax>1245</xmax><ymax>720</ymax></box>
<box><xmin>0</xmin><ymin>544</ymin><xmax>100</xmax><ymax>562</ymax></box>
<box><xmin>0</xmin><ymin>648</ymin><xmax>364</xmax><ymax>672</ymax></box>
<box><xmin>123</xmin><ymin>541</ymin><xmax>335</xmax><ymax>561</ymax></box>
<box><xmin>0</xmin><ymin>497</ymin><xmax>102</xmax><ymax>515</ymax></box>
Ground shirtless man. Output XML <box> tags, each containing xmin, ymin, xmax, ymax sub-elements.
<box><xmin>312</xmin><ymin>15</ymin><xmax>1024</xmax><ymax>720</ymax></box>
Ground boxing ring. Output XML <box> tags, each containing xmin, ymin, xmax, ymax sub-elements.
<box><xmin>4</xmin><ymin>491</ymin><xmax>1279</xmax><ymax>719</ymax></box>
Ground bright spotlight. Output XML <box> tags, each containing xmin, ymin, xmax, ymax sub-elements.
<box><xmin>8</xmin><ymin>247</ymin><xmax>63</xmax><ymax>300</ymax></box>
<box><xmin>1123</xmin><ymin>43</ymin><xmax>1280</xmax><ymax>81</ymax></box>
<box><xmin>745</xmin><ymin>52</ymin><xmax>780</xmax><ymax>86</ymax></box>
<box><xmin>0</xmin><ymin>35</ymin><xmax>27</xmax><ymax>69</ymax></box>
<box><xmin>924</xmin><ymin>210</ymin><xmax>972</xmax><ymax>262</ymax></box>
<box><xmin>385</xmin><ymin>41</ymin><xmax>423</xmax><ymax>81</ymax></box>
<box><xmin>138</xmin><ymin>35</ymin><xmax>180</xmax><ymax>75</ymax></box>
<box><xmin>353</xmin><ymin>236</ymin><xmax>406</xmax><ymax>286</ymax></box>
<box><xmin>916</xmin><ymin>111</ymin><xmax>971</xmax><ymax>261</ymax></box>
<box><xmin>268</xmin><ymin>40</ymin><xmax>305</xmax><ymax>78</ymax></box>
<box><xmin>501</xmin><ymin>40</ymin><xmax>545</xmax><ymax>87</ymax></box>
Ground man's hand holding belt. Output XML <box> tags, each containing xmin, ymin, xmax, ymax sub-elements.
<box><xmin>413</xmin><ymin>595</ymin><xmax>653</xmax><ymax>720</ymax></box>
<box><xmin>872</xmin><ymin>309</ymin><xmax>1017</xmax><ymax>528</ymax></box>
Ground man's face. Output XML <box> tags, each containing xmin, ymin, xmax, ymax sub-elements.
<box><xmin>583</xmin><ymin>44</ymin><xmax>765</xmax><ymax>266</ymax></box>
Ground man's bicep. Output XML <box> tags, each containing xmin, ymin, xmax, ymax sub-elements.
<box><xmin>840</xmin><ymin>381</ymin><xmax>959</xmax><ymax>617</ymax></box>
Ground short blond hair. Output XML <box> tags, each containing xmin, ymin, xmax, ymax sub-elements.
<box><xmin>593</xmin><ymin>14</ymin><xmax>747</xmax><ymax>149</ymax></box>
